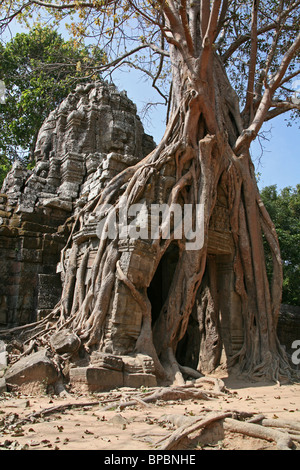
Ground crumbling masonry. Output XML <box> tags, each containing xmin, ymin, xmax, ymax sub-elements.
<box><xmin>1</xmin><ymin>81</ymin><xmax>293</xmax><ymax>392</ymax></box>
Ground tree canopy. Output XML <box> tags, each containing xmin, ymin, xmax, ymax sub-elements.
<box><xmin>0</xmin><ymin>25</ymin><xmax>104</xmax><ymax>185</ymax></box>
<box><xmin>1</xmin><ymin>0</ymin><xmax>299</xmax><ymax>145</ymax></box>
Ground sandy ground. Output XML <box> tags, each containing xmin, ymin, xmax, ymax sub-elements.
<box><xmin>0</xmin><ymin>373</ymin><xmax>299</xmax><ymax>452</ymax></box>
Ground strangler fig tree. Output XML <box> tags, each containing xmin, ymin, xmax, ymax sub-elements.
<box><xmin>1</xmin><ymin>0</ymin><xmax>299</xmax><ymax>383</ymax></box>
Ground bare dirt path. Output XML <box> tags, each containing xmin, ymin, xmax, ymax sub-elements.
<box><xmin>0</xmin><ymin>373</ymin><xmax>299</xmax><ymax>451</ymax></box>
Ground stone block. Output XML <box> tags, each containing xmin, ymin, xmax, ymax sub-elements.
<box><xmin>20</xmin><ymin>248</ymin><xmax>43</xmax><ymax>263</ymax></box>
<box><xmin>85</xmin><ymin>153</ymin><xmax>103</xmax><ymax>175</ymax></box>
<box><xmin>207</xmin><ymin>229</ymin><xmax>234</xmax><ymax>255</ymax></box>
<box><xmin>136</xmin><ymin>353</ymin><xmax>156</xmax><ymax>374</ymax></box>
<box><xmin>0</xmin><ymin>226</ymin><xmax>14</xmax><ymax>238</ymax></box>
<box><xmin>22</xmin><ymin>236</ymin><xmax>43</xmax><ymax>250</ymax></box>
<box><xmin>0</xmin><ymin>210</ymin><xmax>11</xmax><ymax>220</ymax></box>
<box><xmin>88</xmin><ymin>179</ymin><xmax>100</xmax><ymax>191</ymax></box>
<box><xmin>122</xmin><ymin>354</ymin><xmax>156</xmax><ymax>374</ymax></box>
<box><xmin>0</xmin><ymin>341</ymin><xmax>7</xmax><ymax>371</ymax></box>
<box><xmin>119</xmin><ymin>243</ymin><xmax>156</xmax><ymax>288</ymax></box>
<box><xmin>15</xmin><ymin>202</ymin><xmax>35</xmax><ymax>214</ymax></box>
<box><xmin>50</xmin><ymin>329</ymin><xmax>81</xmax><ymax>355</ymax></box>
<box><xmin>123</xmin><ymin>373</ymin><xmax>157</xmax><ymax>388</ymax></box>
<box><xmin>277</xmin><ymin>304</ymin><xmax>300</xmax><ymax>368</ymax></box>
<box><xmin>4</xmin><ymin>349</ymin><xmax>58</xmax><ymax>387</ymax></box>
<box><xmin>102</xmin><ymin>153</ymin><xmax>127</xmax><ymax>172</ymax></box>
<box><xmin>21</xmin><ymin>221</ymin><xmax>55</xmax><ymax>234</ymax></box>
<box><xmin>37</xmin><ymin>274</ymin><xmax>62</xmax><ymax>310</ymax></box>
<box><xmin>69</xmin><ymin>366</ymin><xmax>124</xmax><ymax>392</ymax></box>
<box><xmin>0</xmin><ymin>351</ymin><xmax>7</xmax><ymax>371</ymax></box>
<box><xmin>88</xmin><ymin>186</ymin><xmax>99</xmax><ymax>201</ymax></box>
<box><xmin>0</xmin><ymin>377</ymin><xmax>6</xmax><ymax>394</ymax></box>
<box><xmin>90</xmin><ymin>352</ymin><xmax>123</xmax><ymax>371</ymax></box>
<box><xmin>92</xmin><ymin>167</ymin><xmax>103</xmax><ymax>180</ymax></box>
<box><xmin>42</xmin><ymin>198</ymin><xmax>73</xmax><ymax>212</ymax></box>
<box><xmin>0</xmin><ymin>351</ymin><xmax>8</xmax><ymax>371</ymax></box>
<box><xmin>58</xmin><ymin>181</ymin><xmax>80</xmax><ymax>199</ymax></box>
<box><xmin>122</xmin><ymin>355</ymin><xmax>143</xmax><ymax>373</ymax></box>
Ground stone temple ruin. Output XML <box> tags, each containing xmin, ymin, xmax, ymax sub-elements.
<box><xmin>0</xmin><ymin>81</ymin><xmax>297</xmax><ymax>392</ymax></box>
<box><xmin>0</xmin><ymin>82</ymin><xmax>154</xmax><ymax>327</ymax></box>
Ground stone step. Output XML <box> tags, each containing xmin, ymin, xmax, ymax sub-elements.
<box><xmin>69</xmin><ymin>365</ymin><xmax>157</xmax><ymax>392</ymax></box>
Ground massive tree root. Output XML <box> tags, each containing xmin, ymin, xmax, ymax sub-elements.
<box><xmin>0</xmin><ymin>50</ymin><xmax>293</xmax><ymax>388</ymax></box>
<box><xmin>155</xmin><ymin>410</ymin><xmax>297</xmax><ymax>450</ymax></box>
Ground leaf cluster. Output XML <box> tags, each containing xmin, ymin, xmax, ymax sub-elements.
<box><xmin>0</xmin><ymin>1</ymin><xmax>299</xmax><ymax>180</ymax></box>
<box><xmin>0</xmin><ymin>25</ymin><xmax>104</xmax><ymax>184</ymax></box>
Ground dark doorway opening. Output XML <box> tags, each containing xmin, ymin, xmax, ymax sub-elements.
<box><xmin>147</xmin><ymin>243</ymin><xmax>179</xmax><ymax>326</ymax></box>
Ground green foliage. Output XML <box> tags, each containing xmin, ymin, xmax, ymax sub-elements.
<box><xmin>0</xmin><ymin>25</ymin><xmax>103</xmax><ymax>186</ymax></box>
<box><xmin>261</xmin><ymin>184</ymin><xmax>300</xmax><ymax>306</ymax></box>
<box><xmin>0</xmin><ymin>155</ymin><xmax>11</xmax><ymax>187</ymax></box>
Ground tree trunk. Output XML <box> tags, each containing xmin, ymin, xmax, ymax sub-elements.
<box><xmin>13</xmin><ymin>42</ymin><xmax>291</xmax><ymax>385</ymax></box>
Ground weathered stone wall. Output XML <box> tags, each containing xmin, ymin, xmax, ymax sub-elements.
<box><xmin>0</xmin><ymin>81</ymin><xmax>155</xmax><ymax>327</ymax></box>
<box><xmin>0</xmin><ymin>174</ymin><xmax>66</xmax><ymax>326</ymax></box>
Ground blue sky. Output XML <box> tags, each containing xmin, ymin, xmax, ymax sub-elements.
<box><xmin>250</xmin><ymin>115</ymin><xmax>299</xmax><ymax>191</ymax></box>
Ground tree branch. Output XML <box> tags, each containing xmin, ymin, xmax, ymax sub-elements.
<box><xmin>262</xmin><ymin>1</ymin><xmax>285</xmax><ymax>85</ymax></box>
<box><xmin>264</xmin><ymin>100</ymin><xmax>300</xmax><ymax>121</ymax></box>
<box><xmin>199</xmin><ymin>0</ymin><xmax>221</xmax><ymax>80</ymax></box>
<box><xmin>249</xmin><ymin>0</ymin><xmax>285</xmax><ymax>111</ymax></box>
<box><xmin>216</xmin><ymin>0</ymin><xmax>228</xmax><ymax>38</ymax></box>
<box><xmin>116</xmin><ymin>59</ymin><xmax>168</xmax><ymax>103</ymax></box>
<box><xmin>270</xmin><ymin>32</ymin><xmax>300</xmax><ymax>91</ymax></box>
<box><xmin>0</xmin><ymin>1</ymin><xmax>32</xmax><ymax>30</ymax></box>
<box><xmin>204</xmin><ymin>0</ymin><xmax>222</xmax><ymax>44</ymax></box>
<box><xmin>179</xmin><ymin>0</ymin><xmax>194</xmax><ymax>56</ymax></box>
<box><xmin>200</xmin><ymin>0</ymin><xmax>210</xmax><ymax>40</ymax></box>
<box><xmin>31</xmin><ymin>0</ymin><xmax>95</xmax><ymax>9</ymax></box>
<box><xmin>152</xmin><ymin>33</ymin><xmax>168</xmax><ymax>103</ymax></box>
<box><xmin>222</xmin><ymin>0</ymin><xmax>300</xmax><ymax>63</ymax></box>
<box><xmin>234</xmin><ymin>31</ymin><xmax>300</xmax><ymax>154</ymax></box>
<box><xmin>127</xmin><ymin>0</ymin><xmax>162</xmax><ymax>30</ymax></box>
<box><xmin>146</xmin><ymin>42</ymin><xmax>170</xmax><ymax>57</ymax></box>
<box><xmin>279</xmin><ymin>69</ymin><xmax>300</xmax><ymax>88</ymax></box>
<box><xmin>98</xmin><ymin>44</ymin><xmax>150</xmax><ymax>71</ymax></box>
<box><xmin>242</xmin><ymin>0</ymin><xmax>259</xmax><ymax>124</ymax></box>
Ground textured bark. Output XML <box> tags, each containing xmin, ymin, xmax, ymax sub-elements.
<box><xmin>1</xmin><ymin>3</ymin><xmax>293</xmax><ymax>386</ymax></box>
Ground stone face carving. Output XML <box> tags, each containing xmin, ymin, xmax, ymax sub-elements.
<box><xmin>0</xmin><ymin>81</ymin><xmax>155</xmax><ymax>328</ymax></box>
